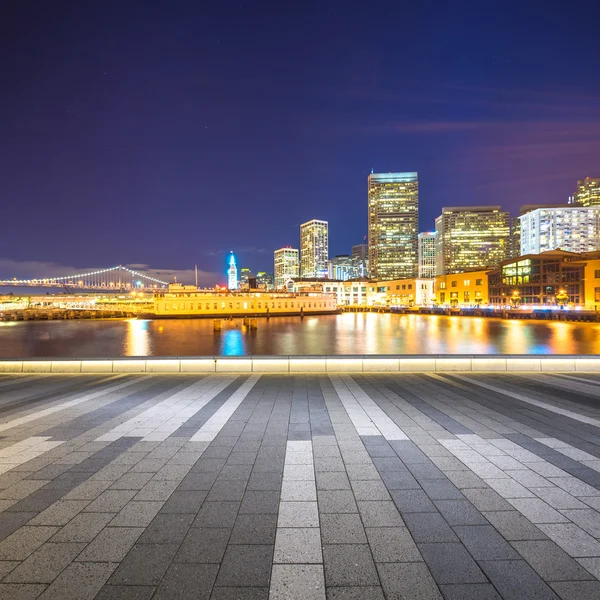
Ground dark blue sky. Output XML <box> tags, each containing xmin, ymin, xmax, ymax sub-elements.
<box><xmin>1</xmin><ymin>0</ymin><xmax>599</xmax><ymax>284</ymax></box>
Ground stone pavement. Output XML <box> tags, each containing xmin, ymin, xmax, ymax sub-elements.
<box><xmin>0</xmin><ymin>373</ymin><xmax>600</xmax><ymax>599</ymax></box>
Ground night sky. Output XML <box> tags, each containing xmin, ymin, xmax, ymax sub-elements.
<box><xmin>2</xmin><ymin>1</ymin><xmax>599</xmax><ymax>285</ymax></box>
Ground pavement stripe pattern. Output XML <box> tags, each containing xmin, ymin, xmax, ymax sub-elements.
<box><xmin>0</xmin><ymin>373</ymin><xmax>599</xmax><ymax>598</ymax></box>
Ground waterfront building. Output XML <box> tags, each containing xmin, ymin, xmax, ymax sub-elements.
<box><xmin>328</xmin><ymin>255</ymin><xmax>362</xmax><ymax>281</ymax></box>
<box><xmin>274</xmin><ymin>247</ymin><xmax>299</xmax><ymax>289</ymax></box>
<box><xmin>152</xmin><ymin>283</ymin><xmax>337</xmax><ymax>317</ymax></box>
<box><xmin>418</xmin><ymin>232</ymin><xmax>436</xmax><ymax>278</ymax></box>
<box><xmin>519</xmin><ymin>206</ymin><xmax>600</xmax><ymax>255</ymax></box>
<box><xmin>300</xmin><ymin>219</ymin><xmax>329</xmax><ymax>278</ymax></box>
<box><xmin>488</xmin><ymin>250</ymin><xmax>585</xmax><ymax>306</ymax></box>
<box><xmin>351</xmin><ymin>243</ymin><xmax>369</xmax><ymax>277</ymax></box>
<box><xmin>256</xmin><ymin>272</ymin><xmax>274</xmax><ymax>290</ymax></box>
<box><xmin>435</xmin><ymin>206</ymin><xmax>510</xmax><ymax>275</ymax></box>
<box><xmin>227</xmin><ymin>252</ymin><xmax>238</xmax><ymax>290</ymax></box>
<box><xmin>574</xmin><ymin>177</ymin><xmax>600</xmax><ymax>206</ymax></box>
<box><xmin>292</xmin><ymin>278</ymin><xmax>381</xmax><ymax>306</ymax></box>
<box><xmin>435</xmin><ymin>271</ymin><xmax>489</xmax><ymax>307</ymax></box>
<box><xmin>378</xmin><ymin>277</ymin><xmax>435</xmax><ymax>307</ymax></box>
<box><xmin>368</xmin><ymin>172</ymin><xmax>419</xmax><ymax>280</ymax></box>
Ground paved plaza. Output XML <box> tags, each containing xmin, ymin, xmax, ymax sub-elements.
<box><xmin>1</xmin><ymin>372</ymin><xmax>600</xmax><ymax>599</ymax></box>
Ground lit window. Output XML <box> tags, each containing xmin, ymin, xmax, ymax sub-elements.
<box><xmin>451</xmin><ymin>281</ymin><xmax>457</xmax><ymax>287</ymax></box>
<box><xmin>463</xmin><ymin>280</ymin><xmax>470</xmax><ymax>286</ymax></box>
<box><xmin>476</xmin><ymin>279</ymin><xmax>482</xmax><ymax>286</ymax></box>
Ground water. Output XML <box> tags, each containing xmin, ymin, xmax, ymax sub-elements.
<box><xmin>1</xmin><ymin>314</ymin><xmax>600</xmax><ymax>357</ymax></box>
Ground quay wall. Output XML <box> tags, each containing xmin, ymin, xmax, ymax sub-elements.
<box><xmin>0</xmin><ymin>355</ymin><xmax>599</xmax><ymax>373</ymax></box>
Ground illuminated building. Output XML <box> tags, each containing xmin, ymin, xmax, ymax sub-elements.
<box><xmin>368</xmin><ymin>172</ymin><xmax>418</xmax><ymax>280</ymax></box>
<box><xmin>519</xmin><ymin>206</ymin><xmax>600</xmax><ymax>255</ymax></box>
<box><xmin>418</xmin><ymin>232</ymin><xmax>436</xmax><ymax>278</ymax></box>
<box><xmin>574</xmin><ymin>177</ymin><xmax>600</xmax><ymax>206</ymax></box>
<box><xmin>227</xmin><ymin>252</ymin><xmax>238</xmax><ymax>290</ymax></box>
<box><xmin>378</xmin><ymin>277</ymin><xmax>435</xmax><ymax>306</ymax></box>
<box><xmin>435</xmin><ymin>206</ymin><xmax>510</xmax><ymax>275</ymax></box>
<box><xmin>510</xmin><ymin>216</ymin><xmax>521</xmax><ymax>258</ymax></box>
<box><xmin>256</xmin><ymin>272</ymin><xmax>274</xmax><ymax>290</ymax></box>
<box><xmin>292</xmin><ymin>278</ymin><xmax>380</xmax><ymax>306</ymax></box>
<box><xmin>300</xmin><ymin>219</ymin><xmax>329</xmax><ymax>278</ymax></box>
<box><xmin>274</xmin><ymin>247</ymin><xmax>299</xmax><ymax>289</ymax></box>
<box><xmin>239</xmin><ymin>268</ymin><xmax>254</xmax><ymax>286</ymax></box>
<box><xmin>351</xmin><ymin>243</ymin><xmax>369</xmax><ymax>276</ymax></box>
<box><xmin>488</xmin><ymin>250</ymin><xmax>584</xmax><ymax>306</ymax></box>
<box><xmin>152</xmin><ymin>283</ymin><xmax>337</xmax><ymax>317</ymax></box>
<box><xmin>435</xmin><ymin>271</ymin><xmax>489</xmax><ymax>307</ymax></box>
<box><xmin>328</xmin><ymin>255</ymin><xmax>362</xmax><ymax>281</ymax></box>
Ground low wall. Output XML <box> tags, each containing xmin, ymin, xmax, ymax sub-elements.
<box><xmin>0</xmin><ymin>355</ymin><xmax>599</xmax><ymax>373</ymax></box>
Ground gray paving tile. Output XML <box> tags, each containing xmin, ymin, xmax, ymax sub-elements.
<box><xmin>216</xmin><ymin>544</ymin><xmax>273</xmax><ymax>587</ymax></box>
<box><xmin>270</xmin><ymin>564</ymin><xmax>325</xmax><ymax>600</ymax></box>
<box><xmin>229</xmin><ymin>513</ymin><xmax>277</xmax><ymax>545</ymax></box>
<box><xmin>453</xmin><ymin>525</ymin><xmax>520</xmax><ymax>560</ymax></box>
<box><xmin>210</xmin><ymin>588</ymin><xmax>268</xmax><ymax>600</ymax></box>
<box><xmin>317</xmin><ymin>491</ymin><xmax>358</xmax><ymax>513</ymax></box>
<box><xmin>0</xmin><ymin>583</ymin><xmax>48</xmax><ymax>600</ymax></box>
<box><xmin>4</xmin><ymin>543</ymin><xmax>85</xmax><ymax>584</ymax></box>
<box><xmin>418</xmin><ymin>542</ymin><xmax>487</xmax><ymax>584</ymax></box>
<box><xmin>325</xmin><ymin>587</ymin><xmax>385</xmax><ymax>600</ymax></box>
<box><xmin>512</xmin><ymin>540</ymin><xmax>595</xmax><ymax>582</ymax></box>
<box><xmin>51</xmin><ymin>512</ymin><xmax>114</xmax><ymax>543</ymax></box>
<box><xmin>0</xmin><ymin>526</ymin><xmax>59</xmax><ymax>561</ymax></box>
<box><xmin>461</xmin><ymin>488</ymin><xmax>514</xmax><ymax>512</ymax></box>
<box><xmin>357</xmin><ymin>501</ymin><xmax>404</xmax><ymax>527</ymax></box>
<box><xmin>239</xmin><ymin>490</ymin><xmax>280</xmax><ymax>514</ymax></box>
<box><xmin>479</xmin><ymin>560</ymin><xmax>559</xmax><ymax>600</ymax></box>
<box><xmin>537</xmin><ymin>523</ymin><xmax>600</xmax><ymax>558</ymax></box>
<box><xmin>434</xmin><ymin>500</ymin><xmax>488</xmax><ymax>525</ymax></box>
<box><xmin>159</xmin><ymin>490</ymin><xmax>207</xmax><ymax>513</ymax></box>
<box><xmin>152</xmin><ymin>563</ymin><xmax>218</xmax><ymax>600</ymax></box>
<box><xmin>482</xmin><ymin>510</ymin><xmax>548</xmax><ymax>541</ymax></box>
<box><xmin>36</xmin><ymin>561</ymin><xmax>117</xmax><ymax>600</ymax></box>
<box><xmin>108</xmin><ymin>543</ymin><xmax>179</xmax><ymax>585</ymax></box>
<box><xmin>94</xmin><ymin>585</ymin><xmax>156</xmax><ymax>600</ymax></box>
<box><xmin>440</xmin><ymin>583</ymin><xmax>502</xmax><ymax>600</ymax></box>
<box><xmin>390</xmin><ymin>489</ymin><xmax>437</xmax><ymax>513</ymax></box>
<box><xmin>136</xmin><ymin>513</ymin><xmax>194</xmax><ymax>544</ymax></box>
<box><xmin>403</xmin><ymin>513</ymin><xmax>458</xmax><ymax>543</ymax></box>
<box><xmin>365</xmin><ymin>526</ymin><xmax>421</xmax><ymax>563</ymax></box>
<box><xmin>109</xmin><ymin>501</ymin><xmax>163</xmax><ymax>527</ymax></box>
<box><xmin>322</xmin><ymin>544</ymin><xmax>379</xmax><ymax>587</ymax></box>
<box><xmin>29</xmin><ymin>501</ymin><xmax>90</xmax><ymax>527</ymax></box>
<box><xmin>550</xmin><ymin>581</ymin><xmax>600</xmax><ymax>600</ymax></box>
<box><xmin>321</xmin><ymin>514</ymin><xmax>367</xmax><ymax>544</ymax></box>
<box><xmin>175</xmin><ymin>528</ymin><xmax>230</xmax><ymax>563</ymax></box>
<box><xmin>76</xmin><ymin>527</ymin><xmax>143</xmax><ymax>562</ymax></box>
<box><xmin>377</xmin><ymin>562</ymin><xmax>442</xmax><ymax>600</ymax></box>
<box><xmin>274</xmin><ymin>527</ymin><xmax>323</xmax><ymax>564</ymax></box>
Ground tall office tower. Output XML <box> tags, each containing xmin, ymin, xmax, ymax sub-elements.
<box><xmin>368</xmin><ymin>172</ymin><xmax>418</xmax><ymax>280</ymax></box>
<box><xmin>274</xmin><ymin>247</ymin><xmax>299</xmax><ymax>288</ymax></box>
<box><xmin>300</xmin><ymin>219</ymin><xmax>329</xmax><ymax>278</ymax></box>
<box><xmin>351</xmin><ymin>243</ymin><xmax>369</xmax><ymax>276</ymax></box>
<box><xmin>328</xmin><ymin>255</ymin><xmax>362</xmax><ymax>281</ymax></box>
<box><xmin>574</xmin><ymin>177</ymin><xmax>600</xmax><ymax>206</ymax></box>
<box><xmin>510</xmin><ymin>216</ymin><xmax>521</xmax><ymax>258</ymax></box>
<box><xmin>435</xmin><ymin>206</ymin><xmax>510</xmax><ymax>275</ymax></box>
<box><xmin>227</xmin><ymin>252</ymin><xmax>238</xmax><ymax>290</ymax></box>
<box><xmin>239</xmin><ymin>268</ymin><xmax>254</xmax><ymax>286</ymax></box>
<box><xmin>417</xmin><ymin>232</ymin><xmax>436</xmax><ymax>278</ymax></box>
<box><xmin>519</xmin><ymin>206</ymin><xmax>600</xmax><ymax>255</ymax></box>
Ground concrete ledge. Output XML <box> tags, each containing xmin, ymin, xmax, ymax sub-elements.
<box><xmin>0</xmin><ymin>355</ymin><xmax>598</xmax><ymax>374</ymax></box>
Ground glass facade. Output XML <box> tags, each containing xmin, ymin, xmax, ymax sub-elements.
<box><xmin>519</xmin><ymin>207</ymin><xmax>600</xmax><ymax>255</ymax></box>
<box><xmin>300</xmin><ymin>220</ymin><xmax>329</xmax><ymax>278</ymax></box>
<box><xmin>273</xmin><ymin>247</ymin><xmax>299</xmax><ymax>289</ymax></box>
<box><xmin>418</xmin><ymin>232</ymin><xmax>436</xmax><ymax>278</ymax></box>
<box><xmin>488</xmin><ymin>252</ymin><xmax>584</xmax><ymax>305</ymax></box>
<box><xmin>368</xmin><ymin>172</ymin><xmax>418</xmax><ymax>280</ymax></box>
<box><xmin>435</xmin><ymin>206</ymin><xmax>510</xmax><ymax>275</ymax></box>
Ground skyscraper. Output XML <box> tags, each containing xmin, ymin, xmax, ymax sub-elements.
<box><xmin>274</xmin><ymin>247</ymin><xmax>299</xmax><ymax>288</ymax></box>
<box><xmin>351</xmin><ymin>243</ymin><xmax>369</xmax><ymax>277</ymax></box>
<box><xmin>574</xmin><ymin>177</ymin><xmax>600</xmax><ymax>206</ymax></box>
<box><xmin>368</xmin><ymin>172</ymin><xmax>418</xmax><ymax>280</ymax></box>
<box><xmin>519</xmin><ymin>206</ymin><xmax>600</xmax><ymax>254</ymax></box>
<box><xmin>435</xmin><ymin>206</ymin><xmax>510</xmax><ymax>275</ymax></box>
<box><xmin>418</xmin><ymin>232</ymin><xmax>436</xmax><ymax>278</ymax></box>
<box><xmin>300</xmin><ymin>219</ymin><xmax>329</xmax><ymax>278</ymax></box>
<box><xmin>328</xmin><ymin>255</ymin><xmax>362</xmax><ymax>281</ymax></box>
<box><xmin>227</xmin><ymin>252</ymin><xmax>238</xmax><ymax>289</ymax></box>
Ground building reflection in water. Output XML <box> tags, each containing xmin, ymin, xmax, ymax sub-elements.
<box><xmin>125</xmin><ymin>319</ymin><xmax>151</xmax><ymax>356</ymax></box>
<box><xmin>220</xmin><ymin>329</ymin><xmax>245</xmax><ymax>356</ymax></box>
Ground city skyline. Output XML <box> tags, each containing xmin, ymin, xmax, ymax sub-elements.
<box><xmin>2</xmin><ymin>3</ymin><xmax>600</xmax><ymax>280</ymax></box>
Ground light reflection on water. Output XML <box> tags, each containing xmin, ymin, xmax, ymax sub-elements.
<box><xmin>0</xmin><ymin>314</ymin><xmax>599</xmax><ymax>357</ymax></box>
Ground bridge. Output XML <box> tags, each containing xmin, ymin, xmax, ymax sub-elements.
<box><xmin>0</xmin><ymin>265</ymin><xmax>169</xmax><ymax>291</ymax></box>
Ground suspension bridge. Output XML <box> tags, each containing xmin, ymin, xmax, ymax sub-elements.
<box><xmin>0</xmin><ymin>265</ymin><xmax>169</xmax><ymax>291</ymax></box>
